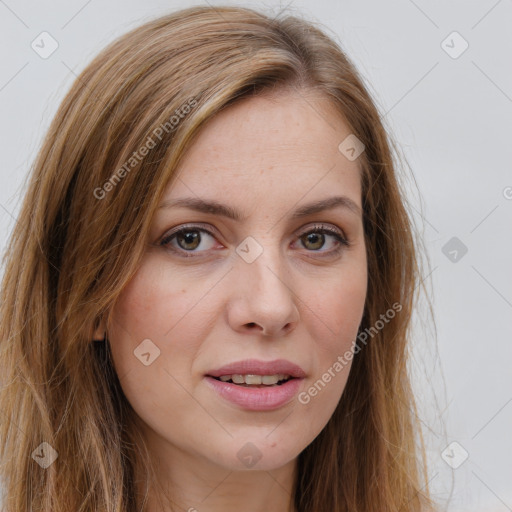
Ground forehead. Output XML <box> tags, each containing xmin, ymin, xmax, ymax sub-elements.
<box><xmin>166</xmin><ymin>89</ymin><xmax>362</xmax><ymax>210</ymax></box>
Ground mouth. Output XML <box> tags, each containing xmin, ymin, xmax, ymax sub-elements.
<box><xmin>204</xmin><ymin>359</ymin><xmax>306</xmax><ymax>411</ymax></box>
<box><xmin>209</xmin><ymin>373</ymin><xmax>294</xmax><ymax>387</ymax></box>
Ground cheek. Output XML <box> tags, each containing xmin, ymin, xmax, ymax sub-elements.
<box><xmin>106</xmin><ymin>260</ymin><xmax>196</xmax><ymax>377</ymax></box>
<box><xmin>109</xmin><ymin>257</ymin><xmax>210</xmax><ymax>340</ymax></box>
<box><xmin>307</xmin><ymin>263</ymin><xmax>367</xmax><ymax>352</ymax></box>
<box><xmin>297</xmin><ymin>271</ymin><xmax>366</xmax><ymax>427</ymax></box>
<box><xmin>105</xmin><ymin>262</ymin><xmax>206</xmax><ymax>429</ymax></box>
<box><xmin>298</xmin><ymin>255</ymin><xmax>366</xmax><ymax>415</ymax></box>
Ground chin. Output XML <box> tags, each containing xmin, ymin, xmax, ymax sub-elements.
<box><xmin>209</xmin><ymin>433</ymin><xmax>306</xmax><ymax>472</ymax></box>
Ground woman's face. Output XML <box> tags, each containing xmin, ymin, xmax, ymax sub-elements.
<box><xmin>103</xmin><ymin>89</ymin><xmax>367</xmax><ymax>473</ymax></box>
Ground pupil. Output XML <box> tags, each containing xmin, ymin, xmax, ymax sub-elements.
<box><xmin>178</xmin><ymin>231</ymin><xmax>200</xmax><ymax>250</ymax></box>
<box><xmin>304</xmin><ymin>233</ymin><xmax>324</xmax><ymax>250</ymax></box>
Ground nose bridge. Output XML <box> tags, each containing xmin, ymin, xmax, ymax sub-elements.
<box><xmin>228</xmin><ymin>233</ymin><xmax>298</xmax><ymax>334</ymax></box>
<box><xmin>237</xmin><ymin>234</ymin><xmax>289</xmax><ymax>294</ymax></box>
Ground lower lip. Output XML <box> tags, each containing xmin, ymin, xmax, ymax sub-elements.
<box><xmin>204</xmin><ymin>376</ymin><xmax>303</xmax><ymax>411</ymax></box>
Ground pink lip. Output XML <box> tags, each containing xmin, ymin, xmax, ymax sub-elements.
<box><xmin>204</xmin><ymin>359</ymin><xmax>306</xmax><ymax>411</ymax></box>
<box><xmin>206</xmin><ymin>359</ymin><xmax>306</xmax><ymax>378</ymax></box>
<box><xmin>204</xmin><ymin>376</ymin><xmax>303</xmax><ymax>411</ymax></box>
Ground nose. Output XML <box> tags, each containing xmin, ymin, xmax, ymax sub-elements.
<box><xmin>226</xmin><ymin>243</ymin><xmax>299</xmax><ymax>337</ymax></box>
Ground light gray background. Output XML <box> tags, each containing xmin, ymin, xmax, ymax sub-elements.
<box><xmin>0</xmin><ymin>1</ymin><xmax>511</xmax><ymax>510</ymax></box>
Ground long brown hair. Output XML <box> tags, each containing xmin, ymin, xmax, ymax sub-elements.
<box><xmin>0</xmin><ymin>5</ymin><xmax>437</xmax><ymax>511</ymax></box>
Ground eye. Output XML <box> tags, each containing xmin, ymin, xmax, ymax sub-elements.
<box><xmin>294</xmin><ymin>223</ymin><xmax>350</xmax><ymax>256</ymax></box>
<box><xmin>159</xmin><ymin>222</ymin><xmax>350</xmax><ymax>257</ymax></box>
<box><xmin>159</xmin><ymin>223</ymin><xmax>219</xmax><ymax>257</ymax></box>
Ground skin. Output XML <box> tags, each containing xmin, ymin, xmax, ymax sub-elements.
<box><xmin>95</xmin><ymin>87</ymin><xmax>368</xmax><ymax>512</ymax></box>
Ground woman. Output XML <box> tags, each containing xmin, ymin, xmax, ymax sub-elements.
<box><xmin>0</xmin><ymin>5</ymin><xmax>436</xmax><ymax>512</ymax></box>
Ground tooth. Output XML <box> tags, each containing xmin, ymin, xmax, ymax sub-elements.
<box><xmin>245</xmin><ymin>375</ymin><xmax>262</xmax><ymax>385</ymax></box>
<box><xmin>217</xmin><ymin>373</ymin><xmax>292</xmax><ymax>385</ymax></box>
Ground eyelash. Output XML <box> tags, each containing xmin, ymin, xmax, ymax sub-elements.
<box><xmin>159</xmin><ymin>223</ymin><xmax>350</xmax><ymax>258</ymax></box>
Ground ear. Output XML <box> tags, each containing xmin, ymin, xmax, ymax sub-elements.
<box><xmin>92</xmin><ymin>315</ymin><xmax>108</xmax><ymax>341</ymax></box>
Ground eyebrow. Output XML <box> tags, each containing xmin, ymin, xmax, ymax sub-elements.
<box><xmin>158</xmin><ymin>195</ymin><xmax>362</xmax><ymax>221</ymax></box>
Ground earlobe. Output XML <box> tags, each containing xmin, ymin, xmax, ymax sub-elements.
<box><xmin>92</xmin><ymin>316</ymin><xmax>107</xmax><ymax>342</ymax></box>
<box><xmin>92</xmin><ymin>328</ymin><xmax>106</xmax><ymax>342</ymax></box>
<box><xmin>93</xmin><ymin>331</ymin><xmax>106</xmax><ymax>342</ymax></box>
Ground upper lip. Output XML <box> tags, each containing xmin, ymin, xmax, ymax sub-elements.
<box><xmin>206</xmin><ymin>359</ymin><xmax>306</xmax><ymax>378</ymax></box>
